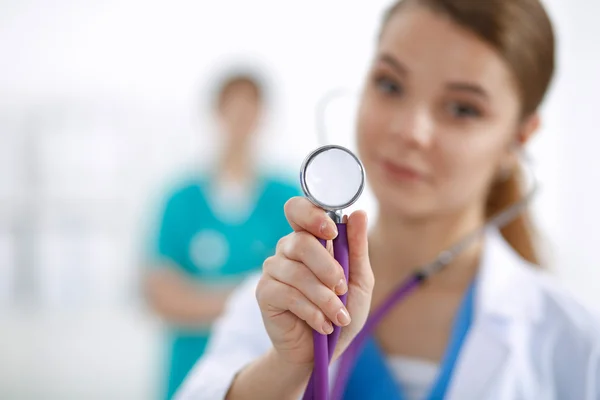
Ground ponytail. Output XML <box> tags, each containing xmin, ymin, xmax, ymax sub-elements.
<box><xmin>486</xmin><ymin>165</ymin><xmax>541</xmax><ymax>266</ymax></box>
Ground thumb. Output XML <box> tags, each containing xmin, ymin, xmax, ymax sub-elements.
<box><xmin>346</xmin><ymin>210</ymin><xmax>374</xmax><ymax>293</ymax></box>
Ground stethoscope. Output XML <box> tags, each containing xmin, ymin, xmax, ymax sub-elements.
<box><xmin>299</xmin><ymin>95</ymin><xmax>539</xmax><ymax>400</ymax></box>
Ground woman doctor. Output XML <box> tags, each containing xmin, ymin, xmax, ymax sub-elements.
<box><xmin>176</xmin><ymin>0</ymin><xmax>600</xmax><ymax>399</ymax></box>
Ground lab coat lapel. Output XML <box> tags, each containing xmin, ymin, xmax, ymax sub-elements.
<box><xmin>445</xmin><ymin>319</ymin><xmax>510</xmax><ymax>399</ymax></box>
<box><xmin>445</xmin><ymin>229</ymin><xmax>542</xmax><ymax>400</ymax></box>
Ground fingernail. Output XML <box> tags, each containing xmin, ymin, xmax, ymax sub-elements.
<box><xmin>322</xmin><ymin>320</ymin><xmax>334</xmax><ymax>334</ymax></box>
<box><xmin>320</xmin><ymin>220</ymin><xmax>338</xmax><ymax>238</ymax></box>
<box><xmin>334</xmin><ymin>279</ymin><xmax>347</xmax><ymax>295</ymax></box>
<box><xmin>336</xmin><ymin>308</ymin><xmax>351</xmax><ymax>326</ymax></box>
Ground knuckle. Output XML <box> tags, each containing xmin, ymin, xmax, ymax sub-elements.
<box><xmin>356</xmin><ymin>271</ymin><xmax>376</xmax><ymax>295</ymax></box>
<box><xmin>326</xmin><ymin>262</ymin><xmax>341</xmax><ymax>283</ymax></box>
<box><xmin>262</xmin><ymin>255</ymin><xmax>278</xmax><ymax>273</ymax></box>
<box><xmin>323</xmin><ymin>292</ymin><xmax>341</xmax><ymax>314</ymax></box>
<box><xmin>295</xmin><ymin>231</ymin><xmax>313</xmax><ymax>249</ymax></box>
<box><xmin>275</xmin><ymin>233</ymin><xmax>291</xmax><ymax>253</ymax></box>
<box><xmin>309</xmin><ymin>308</ymin><xmax>323</xmax><ymax>325</ymax></box>
<box><xmin>287</xmin><ymin>262</ymin><xmax>305</xmax><ymax>283</ymax></box>
<box><xmin>365</xmin><ymin>270</ymin><xmax>376</xmax><ymax>290</ymax></box>
<box><xmin>286</xmin><ymin>235</ymin><xmax>307</xmax><ymax>260</ymax></box>
<box><xmin>255</xmin><ymin>276</ymin><xmax>270</xmax><ymax>305</ymax></box>
<box><xmin>286</xmin><ymin>288</ymin><xmax>303</xmax><ymax>311</ymax></box>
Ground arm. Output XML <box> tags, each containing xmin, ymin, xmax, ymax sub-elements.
<box><xmin>225</xmin><ymin>348</ymin><xmax>311</xmax><ymax>400</ymax></box>
<box><xmin>144</xmin><ymin>187</ymin><xmax>234</xmax><ymax>326</ymax></box>
<box><xmin>144</xmin><ymin>267</ymin><xmax>233</xmax><ymax>326</ymax></box>
<box><xmin>586</xmin><ymin>338</ymin><xmax>600</xmax><ymax>400</ymax></box>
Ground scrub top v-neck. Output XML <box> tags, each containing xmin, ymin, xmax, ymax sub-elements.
<box><xmin>342</xmin><ymin>280</ymin><xmax>477</xmax><ymax>400</ymax></box>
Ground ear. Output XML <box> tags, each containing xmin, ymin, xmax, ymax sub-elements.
<box><xmin>497</xmin><ymin>113</ymin><xmax>541</xmax><ymax>179</ymax></box>
<box><xmin>516</xmin><ymin>112</ymin><xmax>541</xmax><ymax>146</ymax></box>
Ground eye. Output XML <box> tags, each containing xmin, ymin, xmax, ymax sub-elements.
<box><xmin>447</xmin><ymin>102</ymin><xmax>482</xmax><ymax>119</ymax></box>
<box><xmin>374</xmin><ymin>76</ymin><xmax>403</xmax><ymax>95</ymax></box>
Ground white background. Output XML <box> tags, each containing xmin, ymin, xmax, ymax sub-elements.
<box><xmin>0</xmin><ymin>0</ymin><xmax>598</xmax><ymax>399</ymax></box>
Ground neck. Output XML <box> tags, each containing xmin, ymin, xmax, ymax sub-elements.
<box><xmin>370</xmin><ymin>204</ymin><xmax>486</xmax><ymax>291</ymax></box>
<box><xmin>217</xmin><ymin>138</ymin><xmax>254</xmax><ymax>184</ymax></box>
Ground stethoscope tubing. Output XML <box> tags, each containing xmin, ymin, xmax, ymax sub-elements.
<box><xmin>303</xmin><ymin>224</ymin><xmax>350</xmax><ymax>400</ymax></box>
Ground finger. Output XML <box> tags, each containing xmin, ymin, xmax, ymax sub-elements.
<box><xmin>275</xmin><ymin>233</ymin><xmax>291</xmax><ymax>254</ymax></box>
<box><xmin>275</xmin><ymin>235</ymin><xmax>335</xmax><ymax>280</ymax></box>
<box><xmin>256</xmin><ymin>278</ymin><xmax>334</xmax><ymax>335</ymax></box>
<box><xmin>346</xmin><ymin>210</ymin><xmax>374</xmax><ymax>293</ymax></box>
<box><xmin>265</xmin><ymin>258</ymin><xmax>351</xmax><ymax>327</ymax></box>
<box><xmin>284</xmin><ymin>197</ymin><xmax>338</xmax><ymax>240</ymax></box>
<box><xmin>279</xmin><ymin>231</ymin><xmax>347</xmax><ymax>294</ymax></box>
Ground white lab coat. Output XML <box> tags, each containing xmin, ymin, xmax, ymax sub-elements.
<box><xmin>175</xmin><ymin>228</ymin><xmax>600</xmax><ymax>400</ymax></box>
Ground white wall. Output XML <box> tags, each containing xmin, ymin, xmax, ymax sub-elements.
<box><xmin>0</xmin><ymin>0</ymin><xmax>598</xmax><ymax>399</ymax></box>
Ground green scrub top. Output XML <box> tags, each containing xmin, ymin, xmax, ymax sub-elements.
<box><xmin>150</xmin><ymin>173</ymin><xmax>300</xmax><ymax>399</ymax></box>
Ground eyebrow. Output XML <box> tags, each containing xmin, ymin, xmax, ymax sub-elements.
<box><xmin>378</xmin><ymin>53</ymin><xmax>408</xmax><ymax>76</ymax></box>
<box><xmin>446</xmin><ymin>82</ymin><xmax>489</xmax><ymax>99</ymax></box>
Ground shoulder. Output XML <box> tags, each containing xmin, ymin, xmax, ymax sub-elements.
<box><xmin>529</xmin><ymin>268</ymin><xmax>600</xmax><ymax>346</ymax></box>
<box><xmin>496</xmin><ymin>246</ymin><xmax>600</xmax><ymax>394</ymax></box>
<box><xmin>483</xmin><ymin>230</ymin><xmax>600</xmax><ymax>360</ymax></box>
<box><xmin>260</xmin><ymin>172</ymin><xmax>302</xmax><ymax>199</ymax></box>
<box><xmin>160</xmin><ymin>176</ymin><xmax>206</xmax><ymax>209</ymax></box>
<box><xmin>514</xmin><ymin>261</ymin><xmax>600</xmax><ymax>384</ymax></box>
<box><xmin>485</xmin><ymin>229</ymin><xmax>599</xmax><ymax>344</ymax></box>
<box><xmin>525</xmin><ymin>269</ymin><xmax>600</xmax><ymax>395</ymax></box>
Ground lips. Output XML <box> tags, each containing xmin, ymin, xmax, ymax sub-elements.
<box><xmin>380</xmin><ymin>160</ymin><xmax>424</xmax><ymax>182</ymax></box>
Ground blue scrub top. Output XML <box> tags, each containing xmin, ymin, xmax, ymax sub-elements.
<box><xmin>150</xmin><ymin>173</ymin><xmax>300</xmax><ymax>399</ymax></box>
<box><xmin>343</xmin><ymin>280</ymin><xmax>477</xmax><ymax>400</ymax></box>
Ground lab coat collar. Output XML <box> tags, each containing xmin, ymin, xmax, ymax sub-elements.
<box><xmin>446</xmin><ymin>228</ymin><xmax>544</xmax><ymax>400</ymax></box>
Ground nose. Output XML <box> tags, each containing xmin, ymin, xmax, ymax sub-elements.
<box><xmin>388</xmin><ymin>105</ymin><xmax>434</xmax><ymax>148</ymax></box>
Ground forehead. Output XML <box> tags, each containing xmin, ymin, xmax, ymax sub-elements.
<box><xmin>379</xmin><ymin>7</ymin><xmax>518</xmax><ymax>97</ymax></box>
<box><xmin>222</xmin><ymin>80</ymin><xmax>259</xmax><ymax>96</ymax></box>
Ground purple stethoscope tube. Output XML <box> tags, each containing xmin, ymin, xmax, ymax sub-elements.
<box><xmin>298</xmin><ymin>144</ymin><xmax>424</xmax><ymax>400</ymax></box>
<box><xmin>302</xmin><ymin>224</ymin><xmax>350</xmax><ymax>400</ymax></box>
<box><xmin>301</xmin><ymin>221</ymin><xmax>424</xmax><ymax>400</ymax></box>
<box><xmin>330</xmin><ymin>273</ymin><xmax>423</xmax><ymax>400</ymax></box>
<box><xmin>299</xmin><ymin>144</ymin><xmax>366</xmax><ymax>400</ymax></box>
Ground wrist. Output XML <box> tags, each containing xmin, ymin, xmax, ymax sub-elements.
<box><xmin>266</xmin><ymin>348</ymin><xmax>313</xmax><ymax>381</ymax></box>
<box><xmin>226</xmin><ymin>348</ymin><xmax>312</xmax><ymax>400</ymax></box>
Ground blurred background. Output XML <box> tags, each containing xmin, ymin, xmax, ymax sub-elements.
<box><xmin>0</xmin><ymin>0</ymin><xmax>598</xmax><ymax>399</ymax></box>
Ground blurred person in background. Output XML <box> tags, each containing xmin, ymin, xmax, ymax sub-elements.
<box><xmin>144</xmin><ymin>67</ymin><xmax>300</xmax><ymax>399</ymax></box>
<box><xmin>176</xmin><ymin>1</ymin><xmax>600</xmax><ymax>399</ymax></box>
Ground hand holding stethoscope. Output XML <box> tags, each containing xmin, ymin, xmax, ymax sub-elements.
<box><xmin>257</xmin><ymin>146</ymin><xmax>374</xmax><ymax>397</ymax></box>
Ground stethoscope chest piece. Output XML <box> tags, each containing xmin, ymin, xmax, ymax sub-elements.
<box><xmin>299</xmin><ymin>145</ymin><xmax>365</xmax><ymax>400</ymax></box>
<box><xmin>300</xmin><ymin>145</ymin><xmax>365</xmax><ymax>222</ymax></box>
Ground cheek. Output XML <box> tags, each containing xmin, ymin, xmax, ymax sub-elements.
<box><xmin>434</xmin><ymin>133</ymin><xmax>507</xmax><ymax>207</ymax></box>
